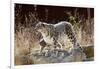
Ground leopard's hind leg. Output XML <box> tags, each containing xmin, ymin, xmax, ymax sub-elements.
<box><xmin>65</xmin><ymin>23</ymin><xmax>83</xmax><ymax>52</ymax></box>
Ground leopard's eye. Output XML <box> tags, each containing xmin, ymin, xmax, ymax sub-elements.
<box><xmin>41</xmin><ymin>24</ymin><xmax>45</xmax><ymax>27</ymax></box>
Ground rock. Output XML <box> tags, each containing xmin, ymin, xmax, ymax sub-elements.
<box><xmin>29</xmin><ymin>47</ymin><xmax>88</xmax><ymax>64</ymax></box>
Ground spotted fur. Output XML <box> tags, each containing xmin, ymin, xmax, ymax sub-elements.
<box><xmin>35</xmin><ymin>21</ymin><xmax>83</xmax><ymax>52</ymax></box>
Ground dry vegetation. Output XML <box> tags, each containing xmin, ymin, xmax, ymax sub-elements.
<box><xmin>14</xmin><ymin>4</ymin><xmax>94</xmax><ymax>65</ymax></box>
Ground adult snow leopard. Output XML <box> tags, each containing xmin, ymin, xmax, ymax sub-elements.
<box><xmin>35</xmin><ymin>21</ymin><xmax>83</xmax><ymax>53</ymax></box>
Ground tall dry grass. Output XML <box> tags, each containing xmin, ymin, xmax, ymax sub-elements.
<box><xmin>14</xmin><ymin>25</ymin><xmax>41</xmax><ymax>65</ymax></box>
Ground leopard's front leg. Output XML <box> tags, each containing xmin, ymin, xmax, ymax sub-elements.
<box><xmin>39</xmin><ymin>39</ymin><xmax>46</xmax><ymax>53</ymax></box>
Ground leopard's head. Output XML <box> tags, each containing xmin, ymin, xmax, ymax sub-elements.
<box><xmin>35</xmin><ymin>22</ymin><xmax>48</xmax><ymax>33</ymax></box>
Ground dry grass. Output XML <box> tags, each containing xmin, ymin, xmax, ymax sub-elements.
<box><xmin>14</xmin><ymin>26</ymin><xmax>41</xmax><ymax>65</ymax></box>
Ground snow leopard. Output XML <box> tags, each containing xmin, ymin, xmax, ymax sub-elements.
<box><xmin>35</xmin><ymin>21</ymin><xmax>83</xmax><ymax>53</ymax></box>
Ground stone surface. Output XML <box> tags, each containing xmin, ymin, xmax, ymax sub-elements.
<box><xmin>28</xmin><ymin>47</ymin><xmax>91</xmax><ymax>64</ymax></box>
